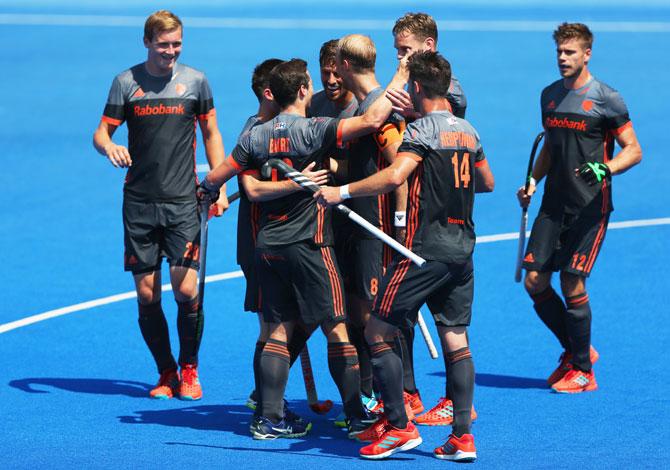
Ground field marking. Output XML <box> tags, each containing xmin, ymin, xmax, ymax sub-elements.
<box><xmin>1</xmin><ymin>217</ymin><xmax>668</xmax><ymax>334</ymax></box>
<box><xmin>1</xmin><ymin>14</ymin><xmax>670</xmax><ymax>32</ymax></box>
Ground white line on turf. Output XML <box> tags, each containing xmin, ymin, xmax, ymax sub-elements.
<box><xmin>0</xmin><ymin>14</ymin><xmax>669</xmax><ymax>32</ymax></box>
<box><xmin>1</xmin><ymin>217</ymin><xmax>668</xmax><ymax>334</ymax></box>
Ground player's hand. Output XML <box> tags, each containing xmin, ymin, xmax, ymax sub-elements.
<box><xmin>386</xmin><ymin>88</ymin><xmax>421</xmax><ymax>120</ymax></box>
<box><xmin>314</xmin><ymin>186</ymin><xmax>343</xmax><ymax>207</ymax></box>
<box><xmin>196</xmin><ymin>178</ymin><xmax>220</xmax><ymax>206</ymax></box>
<box><xmin>576</xmin><ymin>162</ymin><xmax>611</xmax><ymax>186</ymax></box>
<box><xmin>516</xmin><ymin>183</ymin><xmax>536</xmax><ymax>208</ymax></box>
<box><xmin>104</xmin><ymin>143</ymin><xmax>132</xmax><ymax>168</ymax></box>
<box><xmin>301</xmin><ymin>162</ymin><xmax>330</xmax><ymax>188</ymax></box>
<box><xmin>211</xmin><ymin>193</ymin><xmax>229</xmax><ymax>217</ymax></box>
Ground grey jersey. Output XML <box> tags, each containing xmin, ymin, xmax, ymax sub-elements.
<box><xmin>236</xmin><ymin>115</ymin><xmax>262</xmax><ymax>266</ymax></box>
<box><xmin>308</xmin><ymin>90</ymin><xmax>358</xmax><ymax>119</ymax></box>
<box><xmin>447</xmin><ymin>75</ymin><xmax>467</xmax><ymax>118</ymax></box>
<box><xmin>102</xmin><ymin>62</ymin><xmax>215</xmax><ymax>202</ymax></box>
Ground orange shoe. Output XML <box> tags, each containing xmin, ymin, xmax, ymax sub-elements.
<box><xmin>355</xmin><ymin>416</ymin><xmax>389</xmax><ymax>442</ymax></box>
<box><xmin>359</xmin><ymin>421</ymin><xmax>422</xmax><ymax>460</ymax></box>
<box><xmin>434</xmin><ymin>433</ymin><xmax>477</xmax><ymax>462</ymax></box>
<box><xmin>179</xmin><ymin>364</ymin><xmax>202</xmax><ymax>400</ymax></box>
<box><xmin>551</xmin><ymin>368</ymin><xmax>598</xmax><ymax>394</ymax></box>
<box><xmin>404</xmin><ymin>395</ymin><xmax>416</xmax><ymax>421</ymax></box>
<box><xmin>415</xmin><ymin>397</ymin><xmax>477</xmax><ymax>426</ymax></box>
<box><xmin>547</xmin><ymin>346</ymin><xmax>599</xmax><ymax>385</ymax></box>
<box><xmin>404</xmin><ymin>390</ymin><xmax>425</xmax><ymax>415</ymax></box>
<box><xmin>149</xmin><ymin>368</ymin><xmax>180</xmax><ymax>399</ymax></box>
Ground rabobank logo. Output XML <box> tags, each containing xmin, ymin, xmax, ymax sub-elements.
<box><xmin>134</xmin><ymin>103</ymin><xmax>185</xmax><ymax>117</ymax></box>
<box><xmin>544</xmin><ymin>116</ymin><xmax>587</xmax><ymax>132</ymax></box>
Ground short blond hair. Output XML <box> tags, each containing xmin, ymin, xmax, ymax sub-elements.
<box><xmin>338</xmin><ymin>34</ymin><xmax>376</xmax><ymax>72</ymax></box>
<box><xmin>393</xmin><ymin>12</ymin><xmax>438</xmax><ymax>43</ymax></box>
<box><xmin>144</xmin><ymin>10</ymin><xmax>182</xmax><ymax>41</ymax></box>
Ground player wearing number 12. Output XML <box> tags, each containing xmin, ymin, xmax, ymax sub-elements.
<box><xmin>517</xmin><ymin>23</ymin><xmax>642</xmax><ymax>394</ymax></box>
<box><xmin>315</xmin><ymin>51</ymin><xmax>494</xmax><ymax>461</ymax></box>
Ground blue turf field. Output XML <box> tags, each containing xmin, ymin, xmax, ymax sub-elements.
<box><xmin>1</xmin><ymin>1</ymin><xmax>669</xmax><ymax>468</ymax></box>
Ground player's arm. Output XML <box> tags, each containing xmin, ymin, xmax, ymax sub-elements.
<box><xmin>242</xmin><ymin>162</ymin><xmax>330</xmax><ymax>202</ymax></box>
<box><xmin>474</xmin><ymin>158</ymin><xmax>495</xmax><ymax>193</ymax></box>
<box><xmin>199</xmin><ymin>113</ymin><xmax>229</xmax><ymax>216</ymax></box>
<box><xmin>315</xmin><ymin>154</ymin><xmax>418</xmax><ymax>206</ymax></box>
<box><xmin>199</xmin><ymin>151</ymin><xmax>244</xmax><ymax>200</ymax></box>
<box><xmin>93</xmin><ymin>119</ymin><xmax>132</xmax><ymax>168</ymax></box>
<box><xmin>517</xmin><ymin>144</ymin><xmax>551</xmax><ymax>207</ymax></box>
<box><xmin>376</xmin><ymin>126</ymin><xmax>408</xmax><ymax>238</ymax></box>
<box><xmin>607</xmin><ymin>126</ymin><xmax>642</xmax><ymax>175</ymax></box>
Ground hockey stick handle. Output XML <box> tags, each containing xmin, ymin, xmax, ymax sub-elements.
<box><xmin>299</xmin><ymin>346</ymin><xmax>333</xmax><ymax>414</ymax></box>
<box><xmin>523</xmin><ymin>131</ymin><xmax>545</xmax><ymax>193</ymax></box>
<box><xmin>265</xmin><ymin>159</ymin><xmax>426</xmax><ymax>267</ymax></box>
<box><xmin>417</xmin><ymin>310</ymin><xmax>438</xmax><ymax>359</ymax></box>
<box><xmin>514</xmin><ymin>209</ymin><xmax>528</xmax><ymax>283</ymax></box>
<box><xmin>198</xmin><ymin>203</ymin><xmax>210</xmax><ymax>304</ymax></box>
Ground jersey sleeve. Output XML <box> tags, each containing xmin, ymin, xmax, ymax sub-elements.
<box><xmin>102</xmin><ymin>76</ymin><xmax>126</xmax><ymax>126</ymax></box>
<box><xmin>230</xmin><ymin>133</ymin><xmax>253</xmax><ymax>172</ymax></box>
<box><xmin>197</xmin><ymin>74</ymin><xmax>216</xmax><ymax>121</ymax></box>
<box><xmin>473</xmin><ymin>133</ymin><xmax>487</xmax><ymax>167</ymax></box>
<box><xmin>397</xmin><ymin>122</ymin><xmax>429</xmax><ymax>161</ymax></box>
<box><xmin>603</xmin><ymin>88</ymin><xmax>631</xmax><ymax>135</ymax></box>
<box><xmin>447</xmin><ymin>76</ymin><xmax>468</xmax><ymax>119</ymax></box>
<box><xmin>309</xmin><ymin>117</ymin><xmax>340</xmax><ymax>148</ymax></box>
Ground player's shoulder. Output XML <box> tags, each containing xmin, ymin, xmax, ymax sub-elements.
<box><xmin>589</xmin><ymin>77</ymin><xmax>624</xmax><ymax>100</ymax></box>
<box><xmin>175</xmin><ymin>63</ymin><xmax>209</xmax><ymax>85</ymax></box>
<box><xmin>541</xmin><ymin>79</ymin><xmax>563</xmax><ymax>98</ymax></box>
<box><xmin>114</xmin><ymin>63</ymin><xmax>143</xmax><ymax>85</ymax></box>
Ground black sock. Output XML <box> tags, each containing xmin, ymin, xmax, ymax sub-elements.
<box><xmin>176</xmin><ymin>296</ymin><xmax>203</xmax><ymax>366</ymax></box>
<box><xmin>530</xmin><ymin>287</ymin><xmax>571</xmax><ymax>352</ymax></box>
<box><xmin>348</xmin><ymin>324</ymin><xmax>373</xmax><ymax>397</ymax></box>
<box><xmin>447</xmin><ymin>347</ymin><xmax>475</xmax><ymax>437</ymax></box>
<box><xmin>565</xmin><ymin>292</ymin><xmax>592</xmax><ymax>372</ymax></box>
<box><xmin>138</xmin><ymin>301</ymin><xmax>176</xmax><ymax>373</ymax></box>
<box><xmin>260</xmin><ymin>338</ymin><xmax>290</xmax><ymax>422</ymax></box>
<box><xmin>287</xmin><ymin>326</ymin><xmax>310</xmax><ymax>367</ymax></box>
<box><xmin>370</xmin><ymin>342</ymin><xmax>407</xmax><ymax>429</ymax></box>
<box><xmin>252</xmin><ymin>341</ymin><xmax>265</xmax><ymax>414</ymax></box>
<box><xmin>399</xmin><ymin>325</ymin><xmax>417</xmax><ymax>394</ymax></box>
<box><xmin>328</xmin><ymin>342</ymin><xmax>364</xmax><ymax>420</ymax></box>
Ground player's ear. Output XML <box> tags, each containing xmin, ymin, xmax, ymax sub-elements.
<box><xmin>583</xmin><ymin>47</ymin><xmax>592</xmax><ymax>64</ymax></box>
<box><xmin>263</xmin><ymin>88</ymin><xmax>274</xmax><ymax>101</ymax></box>
<box><xmin>424</xmin><ymin>37</ymin><xmax>436</xmax><ymax>51</ymax></box>
<box><xmin>143</xmin><ymin>35</ymin><xmax>151</xmax><ymax>49</ymax></box>
<box><xmin>413</xmin><ymin>80</ymin><xmax>421</xmax><ymax>95</ymax></box>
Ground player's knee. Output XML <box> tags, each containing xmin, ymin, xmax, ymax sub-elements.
<box><xmin>137</xmin><ymin>286</ymin><xmax>159</xmax><ymax>305</ymax></box>
<box><xmin>323</xmin><ymin>321</ymin><xmax>349</xmax><ymax>343</ymax></box>
<box><xmin>524</xmin><ymin>271</ymin><xmax>548</xmax><ymax>295</ymax></box>
<box><xmin>559</xmin><ymin>271</ymin><xmax>585</xmax><ymax>298</ymax></box>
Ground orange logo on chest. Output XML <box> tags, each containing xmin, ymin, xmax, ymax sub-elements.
<box><xmin>175</xmin><ymin>83</ymin><xmax>187</xmax><ymax>96</ymax></box>
<box><xmin>582</xmin><ymin>100</ymin><xmax>593</xmax><ymax>112</ymax></box>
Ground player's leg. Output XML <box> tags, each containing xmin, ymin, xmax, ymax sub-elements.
<box><xmin>124</xmin><ymin>198</ymin><xmax>178</xmax><ymax>399</ymax></box>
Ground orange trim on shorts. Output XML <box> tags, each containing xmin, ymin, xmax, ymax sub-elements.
<box><xmin>321</xmin><ymin>247</ymin><xmax>345</xmax><ymax>317</ymax></box>
<box><xmin>378</xmin><ymin>258</ymin><xmax>411</xmax><ymax>317</ymax></box>
<box><xmin>585</xmin><ymin>216</ymin><xmax>608</xmax><ymax>274</ymax></box>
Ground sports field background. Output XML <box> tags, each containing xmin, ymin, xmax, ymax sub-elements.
<box><xmin>1</xmin><ymin>1</ymin><xmax>668</xmax><ymax>468</ymax></box>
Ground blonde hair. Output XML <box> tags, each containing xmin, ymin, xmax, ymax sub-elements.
<box><xmin>393</xmin><ymin>12</ymin><xmax>438</xmax><ymax>43</ymax></box>
<box><xmin>338</xmin><ymin>34</ymin><xmax>376</xmax><ymax>73</ymax></box>
<box><xmin>144</xmin><ymin>10</ymin><xmax>182</xmax><ymax>41</ymax></box>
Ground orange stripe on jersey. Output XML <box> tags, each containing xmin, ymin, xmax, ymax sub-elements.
<box><xmin>378</xmin><ymin>259</ymin><xmax>411</xmax><ymax>317</ymax></box>
<box><xmin>198</xmin><ymin>108</ymin><xmax>216</xmax><ymax>121</ymax></box>
<box><xmin>226</xmin><ymin>155</ymin><xmax>243</xmax><ymax>171</ymax></box>
<box><xmin>321</xmin><ymin>247</ymin><xmax>345</xmax><ymax>317</ymax></box>
<box><xmin>404</xmin><ymin>164</ymin><xmax>423</xmax><ymax>251</ymax></box>
<box><xmin>101</xmin><ymin>115</ymin><xmax>123</xmax><ymax>126</ymax></box>
<box><xmin>397</xmin><ymin>151</ymin><xmax>423</xmax><ymax>162</ymax></box>
<box><xmin>373</xmin><ymin>122</ymin><xmax>403</xmax><ymax>151</ymax></box>
<box><xmin>612</xmin><ymin>120</ymin><xmax>632</xmax><ymax>136</ymax></box>
<box><xmin>474</xmin><ymin>158</ymin><xmax>487</xmax><ymax>168</ymax></box>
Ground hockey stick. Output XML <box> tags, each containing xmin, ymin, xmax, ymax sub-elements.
<box><xmin>514</xmin><ymin>131</ymin><xmax>544</xmax><ymax>283</ymax></box>
<box><xmin>299</xmin><ymin>346</ymin><xmax>334</xmax><ymax>414</ymax></box>
<box><xmin>261</xmin><ymin>159</ymin><xmax>426</xmax><ymax>267</ymax></box>
<box><xmin>416</xmin><ymin>311</ymin><xmax>438</xmax><ymax>359</ymax></box>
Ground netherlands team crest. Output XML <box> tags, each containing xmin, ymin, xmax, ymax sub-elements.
<box><xmin>175</xmin><ymin>83</ymin><xmax>187</xmax><ymax>96</ymax></box>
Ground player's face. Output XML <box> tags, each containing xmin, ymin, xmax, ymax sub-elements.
<box><xmin>304</xmin><ymin>71</ymin><xmax>315</xmax><ymax>107</ymax></box>
<box><xmin>320</xmin><ymin>61</ymin><xmax>345</xmax><ymax>102</ymax></box>
<box><xmin>394</xmin><ymin>31</ymin><xmax>431</xmax><ymax>60</ymax></box>
<box><xmin>145</xmin><ymin>28</ymin><xmax>182</xmax><ymax>75</ymax></box>
<box><xmin>556</xmin><ymin>38</ymin><xmax>591</xmax><ymax>79</ymax></box>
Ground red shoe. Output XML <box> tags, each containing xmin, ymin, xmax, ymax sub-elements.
<box><xmin>547</xmin><ymin>346</ymin><xmax>599</xmax><ymax>385</ymax></box>
<box><xmin>368</xmin><ymin>398</ymin><xmax>384</xmax><ymax>415</ymax></box>
<box><xmin>355</xmin><ymin>416</ymin><xmax>388</xmax><ymax>442</ymax></box>
<box><xmin>434</xmin><ymin>433</ymin><xmax>477</xmax><ymax>462</ymax></box>
<box><xmin>179</xmin><ymin>364</ymin><xmax>202</xmax><ymax>400</ymax></box>
<box><xmin>359</xmin><ymin>421</ymin><xmax>422</xmax><ymax>460</ymax></box>
<box><xmin>404</xmin><ymin>390</ymin><xmax>425</xmax><ymax>415</ymax></box>
<box><xmin>551</xmin><ymin>368</ymin><xmax>598</xmax><ymax>394</ymax></box>
<box><xmin>415</xmin><ymin>397</ymin><xmax>477</xmax><ymax>426</ymax></box>
<box><xmin>149</xmin><ymin>368</ymin><xmax>180</xmax><ymax>399</ymax></box>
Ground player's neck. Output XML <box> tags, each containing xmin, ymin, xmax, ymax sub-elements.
<box><xmin>422</xmin><ymin>97</ymin><xmax>450</xmax><ymax>115</ymax></box>
<box><xmin>144</xmin><ymin>60</ymin><xmax>175</xmax><ymax>78</ymax></box>
<box><xmin>563</xmin><ymin>66</ymin><xmax>591</xmax><ymax>90</ymax></box>
<box><xmin>281</xmin><ymin>103</ymin><xmax>307</xmax><ymax>117</ymax></box>
<box><xmin>257</xmin><ymin>100</ymin><xmax>277</xmax><ymax>122</ymax></box>
<box><xmin>350</xmin><ymin>73</ymin><xmax>381</xmax><ymax>102</ymax></box>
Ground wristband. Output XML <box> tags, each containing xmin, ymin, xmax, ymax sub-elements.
<box><xmin>529</xmin><ymin>176</ymin><xmax>537</xmax><ymax>187</ymax></box>
<box><xmin>394</xmin><ymin>211</ymin><xmax>407</xmax><ymax>227</ymax></box>
<box><xmin>340</xmin><ymin>184</ymin><xmax>351</xmax><ymax>200</ymax></box>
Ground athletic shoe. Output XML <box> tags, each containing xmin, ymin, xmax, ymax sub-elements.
<box><xmin>359</xmin><ymin>421</ymin><xmax>422</xmax><ymax>460</ymax></box>
<box><xmin>368</xmin><ymin>398</ymin><xmax>384</xmax><ymax>415</ymax></box>
<box><xmin>434</xmin><ymin>433</ymin><xmax>477</xmax><ymax>462</ymax></box>
<box><xmin>415</xmin><ymin>397</ymin><xmax>478</xmax><ymax>426</ymax></box>
<box><xmin>551</xmin><ymin>368</ymin><xmax>598</xmax><ymax>394</ymax></box>
<box><xmin>333</xmin><ymin>410</ymin><xmax>347</xmax><ymax>428</ymax></box>
<box><xmin>246</xmin><ymin>390</ymin><xmax>258</xmax><ymax>410</ymax></box>
<box><xmin>361</xmin><ymin>393</ymin><xmax>381</xmax><ymax>413</ymax></box>
<box><xmin>252</xmin><ymin>416</ymin><xmax>312</xmax><ymax>440</ymax></box>
<box><xmin>284</xmin><ymin>402</ymin><xmax>308</xmax><ymax>427</ymax></box>
<box><xmin>249</xmin><ymin>414</ymin><xmax>262</xmax><ymax>433</ymax></box>
<box><xmin>355</xmin><ymin>416</ymin><xmax>389</xmax><ymax>442</ymax></box>
<box><xmin>547</xmin><ymin>346</ymin><xmax>600</xmax><ymax>385</ymax></box>
<box><xmin>149</xmin><ymin>368</ymin><xmax>180</xmax><ymax>399</ymax></box>
<box><xmin>404</xmin><ymin>390</ymin><xmax>425</xmax><ymax>415</ymax></box>
<box><xmin>179</xmin><ymin>364</ymin><xmax>202</xmax><ymax>400</ymax></box>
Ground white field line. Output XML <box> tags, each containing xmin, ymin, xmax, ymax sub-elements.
<box><xmin>1</xmin><ymin>14</ymin><xmax>670</xmax><ymax>32</ymax></box>
<box><xmin>1</xmin><ymin>217</ymin><xmax>668</xmax><ymax>334</ymax></box>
